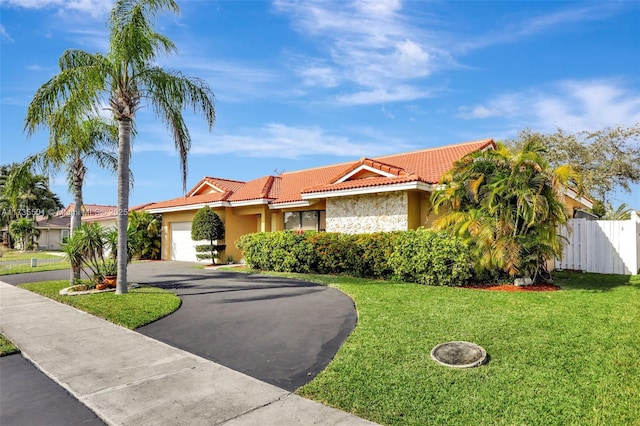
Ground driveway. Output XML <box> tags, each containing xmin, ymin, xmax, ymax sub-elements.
<box><xmin>3</xmin><ymin>261</ymin><xmax>357</xmax><ymax>391</ymax></box>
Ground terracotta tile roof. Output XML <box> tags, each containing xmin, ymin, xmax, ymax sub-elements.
<box><xmin>272</xmin><ymin>163</ymin><xmax>351</xmax><ymax>204</ymax></box>
<box><xmin>186</xmin><ymin>177</ymin><xmax>245</xmax><ymax>197</ymax></box>
<box><xmin>303</xmin><ymin>175</ymin><xmax>420</xmax><ymax>194</ymax></box>
<box><xmin>145</xmin><ymin>139</ymin><xmax>495</xmax><ymax>210</ymax></box>
<box><xmin>63</xmin><ymin>204</ymin><xmax>118</xmax><ymax>218</ymax></box>
<box><xmin>144</xmin><ymin>192</ymin><xmax>231</xmax><ymax>210</ymax></box>
<box><xmin>300</xmin><ymin>139</ymin><xmax>494</xmax><ymax>197</ymax></box>
<box><xmin>329</xmin><ymin>157</ymin><xmax>412</xmax><ymax>183</ymax></box>
<box><xmin>229</xmin><ymin>176</ymin><xmax>276</xmax><ymax>202</ymax></box>
<box><xmin>374</xmin><ymin>139</ymin><xmax>495</xmax><ymax>183</ymax></box>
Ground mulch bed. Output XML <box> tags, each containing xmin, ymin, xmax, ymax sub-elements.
<box><xmin>462</xmin><ymin>283</ymin><xmax>561</xmax><ymax>292</ymax></box>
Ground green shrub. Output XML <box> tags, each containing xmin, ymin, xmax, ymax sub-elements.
<box><xmin>238</xmin><ymin>228</ymin><xmax>472</xmax><ymax>286</ymax></box>
<box><xmin>355</xmin><ymin>232</ymin><xmax>401</xmax><ymax>278</ymax></box>
<box><xmin>236</xmin><ymin>232</ymin><xmax>314</xmax><ymax>273</ymax></box>
<box><xmin>388</xmin><ymin>228</ymin><xmax>472</xmax><ymax>286</ymax></box>
<box><xmin>305</xmin><ymin>232</ymin><xmax>362</xmax><ymax>276</ymax></box>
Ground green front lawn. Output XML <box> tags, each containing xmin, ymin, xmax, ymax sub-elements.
<box><xmin>0</xmin><ymin>249</ymin><xmax>69</xmax><ymax>275</ymax></box>
<box><xmin>0</xmin><ymin>261</ymin><xmax>70</xmax><ymax>275</ymax></box>
<box><xmin>0</xmin><ymin>250</ymin><xmax>62</xmax><ymax>261</ymax></box>
<box><xmin>289</xmin><ymin>271</ymin><xmax>639</xmax><ymax>425</ymax></box>
<box><xmin>19</xmin><ymin>281</ymin><xmax>181</xmax><ymax>329</ymax></box>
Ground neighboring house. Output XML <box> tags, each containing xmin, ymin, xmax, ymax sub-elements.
<box><xmin>145</xmin><ymin>139</ymin><xmax>593</xmax><ymax>263</ymax></box>
<box><xmin>80</xmin><ymin>202</ymin><xmax>157</xmax><ymax>229</ymax></box>
<box><xmin>34</xmin><ymin>204</ymin><xmax>118</xmax><ymax>250</ymax></box>
<box><xmin>35</xmin><ymin>215</ymin><xmax>70</xmax><ymax>250</ymax></box>
<box><xmin>63</xmin><ymin>204</ymin><xmax>119</xmax><ymax>229</ymax></box>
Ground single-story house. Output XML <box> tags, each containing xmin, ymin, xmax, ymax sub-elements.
<box><xmin>63</xmin><ymin>204</ymin><xmax>119</xmax><ymax>229</ymax></box>
<box><xmin>35</xmin><ymin>215</ymin><xmax>70</xmax><ymax>250</ymax></box>
<box><xmin>145</xmin><ymin>139</ymin><xmax>593</xmax><ymax>263</ymax></box>
<box><xmin>34</xmin><ymin>204</ymin><xmax>118</xmax><ymax>250</ymax></box>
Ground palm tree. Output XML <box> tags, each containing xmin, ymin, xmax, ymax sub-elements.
<box><xmin>24</xmin><ymin>0</ymin><xmax>216</xmax><ymax>294</ymax></box>
<box><xmin>604</xmin><ymin>203</ymin><xmax>633</xmax><ymax>220</ymax></box>
<box><xmin>431</xmin><ymin>140</ymin><xmax>577</xmax><ymax>281</ymax></box>
<box><xmin>18</xmin><ymin>115</ymin><xmax>119</xmax><ymax>283</ymax></box>
<box><xmin>4</xmin><ymin>170</ymin><xmax>63</xmax><ymax>221</ymax></box>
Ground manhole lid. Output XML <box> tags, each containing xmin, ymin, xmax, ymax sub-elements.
<box><xmin>430</xmin><ymin>341</ymin><xmax>487</xmax><ymax>368</ymax></box>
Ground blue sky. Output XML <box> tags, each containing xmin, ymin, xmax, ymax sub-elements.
<box><xmin>1</xmin><ymin>0</ymin><xmax>639</xmax><ymax>209</ymax></box>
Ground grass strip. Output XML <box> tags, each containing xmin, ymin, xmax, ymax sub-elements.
<box><xmin>19</xmin><ymin>280</ymin><xmax>181</xmax><ymax>329</ymax></box>
<box><xmin>0</xmin><ymin>333</ymin><xmax>20</xmax><ymax>356</ymax></box>
<box><xmin>0</xmin><ymin>261</ymin><xmax>70</xmax><ymax>275</ymax></box>
<box><xmin>0</xmin><ymin>250</ymin><xmax>62</xmax><ymax>261</ymax></box>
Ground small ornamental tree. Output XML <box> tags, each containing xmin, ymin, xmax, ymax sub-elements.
<box><xmin>9</xmin><ymin>218</ymin><xmax>39</xmax><ymax>251</ymax></box>
<box><xmin>191</xmin><ymin>206</ymin><xmax>225</xmax><ymax>264</ymax></box>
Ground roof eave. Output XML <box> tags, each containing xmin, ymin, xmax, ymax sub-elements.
<box><xmin>269</xmin><ymin>200</ymin><xmax>312</xmax><ymax>209</ymax></box>
<box><xmin>147</xmin><ymin>201</ymin><xmax>231</xmax><ymax>214</ymax></box>
<box><xmin>228</xmin><ymin>199</ymin><xmax>271</xmax><ymax>207</ymax></box>
<box><xmin>563</xmin><ymin>188</ymin><xmax>594</xmax><ymax>209</ymax></box>
<box><xmin>301</xmin><ymin>181</ymin><xmax>439</xmax><ymax>199</ymax></box>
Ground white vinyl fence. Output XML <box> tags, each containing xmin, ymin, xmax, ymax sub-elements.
<box><xmin>555</xmin><ymin>212</ymin><xmax>640</xmax><ymax>275</ymax></box>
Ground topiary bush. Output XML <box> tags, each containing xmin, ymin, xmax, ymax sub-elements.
<box><xmin>388</xmin><ymin>228</ymin><xmax>472</xmax><ymax>286</ymax></box>
<box><xmin>191</xmin><ymin>206</ymin><xmax>225</xmax><ymax>264</ymax></box>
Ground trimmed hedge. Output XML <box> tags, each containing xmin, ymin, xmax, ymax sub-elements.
<box><xmin>236</xmin><ymin>228</ymin><xmax>472</xmax><ymax>286</ymax></box>
<box><xmin>388</xmin><ymin>228</ymin><xmax>472</xmax><ymax>286</ymax></box>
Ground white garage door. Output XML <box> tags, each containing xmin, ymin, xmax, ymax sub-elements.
<box><xmin>170</xmin><ymin>222</ymin><xmax>206</xmax><ymax>262</ymax></box>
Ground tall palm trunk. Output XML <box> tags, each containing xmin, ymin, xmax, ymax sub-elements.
<box><xmin>116</xmin><ymin>118</ymin><xmax>131</xmax><ymax>294</ymax></box>
<box><xmin>70</xmin><ymin>156</ymin><xmax>85</xmax><ymax>283</ymax></box>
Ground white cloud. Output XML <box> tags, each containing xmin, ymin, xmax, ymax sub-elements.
<box><xmin>273</xmin><ymin>0</ymin><xmax>447</xmax><ymax>105</ymax></box>
<box><xmin>134</xmin><ymin>122</ymin><xmax>415</xmax><ymax>159</ymax></box>
<box><xmin>0</xmin><ymin>24</ymin><xmax>14</xmax><ymax>43</ymax></box>
<box><xmin>456</xmin><ymin>2</ymin><xmax>626</xmax><ymax>52</ymax></box>
<box><xmin>355</xmin><ymin>0</ymin><xmax>401</xmax><ymax>17</ymax></box>
<box><xmin>518</xmin><ymin>3</ymin><xmax>621</xmax><ymax>36</ymax></box>
<box><xmin>64</xmin><ymin>28</ymin><xmax>109</xmax><ymax>52</ymax></box>
<box><xmin>298</xmin><ymin>65</ymin><xmax>340</xmax><ymax>88</ymax></box>
<box><xmin>196</xmin><ymin>123</ymin><xmax>385</xmax><ymax>158</ymax></box>
<box><xmin>159</xmin><ymin>56</ymin><xmax>282</xmax><ymax>102</ymax></box>
<box><xmin>336</xmin><ymin>85</ymin><xmax>430</xmax><ymax>105</ymax></box>
<box><xmin>457</xmin><ymin>79</ymin><xmax>640</xmax><ymax>132</ymax></box>
<box><xmin>2</xmin><ymin>0</ymin><xmax>112</xmax><ymax>19</ymax></box>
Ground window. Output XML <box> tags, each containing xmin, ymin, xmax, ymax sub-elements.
<box><xmin>61</xmin><ymin>229</ymin><xmax>70</xmax><ymax>243</ymax></box>
<box><xmin>284</xmin><ymin>210</ymin><xmax>326</xmax><ymax>231</ymax></box>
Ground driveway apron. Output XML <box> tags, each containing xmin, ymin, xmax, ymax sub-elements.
<box><xmin>131</xmin><ymin>262</ymin><xmax>357</xmax><ymax>391</ymax></box>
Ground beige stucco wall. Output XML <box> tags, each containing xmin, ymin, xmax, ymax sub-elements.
<box><xmin>160</xmin><ymin>205</ymin><xmax>270</xmax><ymax>262</ymax></box>
<box><xmin>224</xmin><ymin>205</ymin><xmax>268</xmax><ymax>260</ymax></box>
<box><xmin>326</xmin><ymin>192</ymin><xmax>408</xmax><ymax>234</ymax></box>
<box><xmin>36</xmin><ymin>229</ymin><xmax>65</xmax><ymax>250</ymax></box>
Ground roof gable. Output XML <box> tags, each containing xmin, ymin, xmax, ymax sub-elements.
<box><xmin>332</xmin><ymin>158</ymin><xmax>411</xmax><ymax>183</ymax></box>
<box><xmin>186</xmin><ymin>177</ymin><xmax>245</xmax><ymax>197</ymax></box>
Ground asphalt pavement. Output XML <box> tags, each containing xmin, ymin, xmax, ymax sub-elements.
<box><xmin>0</xmin><ymin>353</ymin><xmax>105</xmax><ymax>426</ymax></box>
<box><xmin>0</xmin><ymin>262</ymin><xmax>371</xmax><ymax>425</ymax></box>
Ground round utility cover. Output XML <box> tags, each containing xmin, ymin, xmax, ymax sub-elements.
<box><xmin>430</xmin><ymin>341</ymin><xmax>487</xmax><ymax>368</ymax></box>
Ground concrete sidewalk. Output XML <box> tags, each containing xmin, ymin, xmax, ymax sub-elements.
<box><xmin>0</xmin><ymin>282</ymin><xmax>376</xmax><ymax>425</ymax></box>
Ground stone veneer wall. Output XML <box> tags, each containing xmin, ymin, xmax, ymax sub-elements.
<box><xmin>326</xmin><ymin>192</ymin><xmax>408</xmax><ymax>234</ymax></box>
